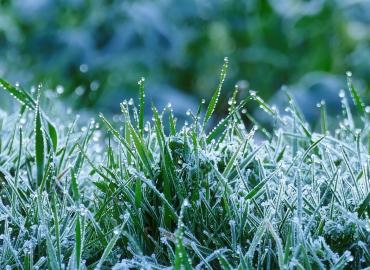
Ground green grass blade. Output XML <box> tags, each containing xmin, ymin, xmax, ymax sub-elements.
<box><xmin>174</xmin><ymin>201</ymin><xmax>192</xmax><ymax>270</ymax></box>
<box><xmin>71</xmin><ymin>169</ymin><xmax>80</xmax><ymax>203</ymax></box>
<box><xmin>35</xmin><ymin>96</ymin><xmax>45</xmax><ymax>187</ymax></box>
<box><xmin>96</xmin><ymin>222</ymin><xmax>127</xmax><ymax>269</ymax></box>
<box><xmin>347</xmin><ymin>73</ymin><xmax>365</xmax><ymax>115</ymax></box>
<box><xmin>75</xmin><ymin>215</ymin><xmax>82</xmax><ymax>270</ymax></box>
<box><xmin>357</xmin><ymin>191</ymin><xmax>370</xmax><ymax>217</ymax></box>
<box><xmin>128</xmin><ymin>123</ymin><xmax>154</xmax><ymax>177</ymax></box>
<box><xmin>45</xmin><ymin>228</ymin><xmax>60</xmax><ymax>270</ymax></box>
<box><xmin>218</xmin><ymin>255</ymin><xmax>233</xmax><ymax>270</ymax></box>
<box><xmin>169</xmin><ymin>110</ymin><xmax>177</xmax><ymax>136</ymax></box>
<box><xmin>47</xmin><ymin>121</ymin><xmax>58</xmax><ymax>150</ymax></box>
<box><xmin>206</xmin><ymin>99</ymin><xmax>248</xmax><ymax>143</ymax></box>
<box><xmin>135</xmin><ymin>177</ymin><xmax>142</xmax><ymax>208</ymax></box>
<box><xmin>227</xmin><ymin>143</ymin><xmax>264</xmax><ymax>181</ymax></box>
<box><xmin>0</xmin><ymin>78</ymin><xmax>35</xmax><ymax>108</ymax></box>
<box><xmin>138</xmin><ymin>77</ymin><xmax>145</xmax><ymax>134</ymax></box>
<box><xmin>51</xmin><ymin>193</ymin><xmax>62</xmax><ymax>269</ymax></box>
<box><xmin>99</xmin><ymin>113</ymin><xmax>134</xmax><ymax>157</ymax></box>
<box><xmin>204</xmin><ymin>57</ymin><xmax>228</xmax><ymax>124</ymax></box>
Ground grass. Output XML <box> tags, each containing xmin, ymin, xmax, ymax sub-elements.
<box><xmin>0</xmin><ymin>64</ymin><xmax>369</xmax><ymax>269</ymax></box>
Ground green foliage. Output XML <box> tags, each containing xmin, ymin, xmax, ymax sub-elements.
<box><xmin>1</xmin><ymin>0</ymin><xmax>370</xmax><ymax>110</ymax></box>
<box><xmin>0</xmin><ymin>72</ymin><xmax>369</xmax><ymax>269</ymax></box>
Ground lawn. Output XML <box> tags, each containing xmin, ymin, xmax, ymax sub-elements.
<box><xmin>0</xmin><ymin>60</ymin><xmax>369</xmax><ymax>269</ymax></box>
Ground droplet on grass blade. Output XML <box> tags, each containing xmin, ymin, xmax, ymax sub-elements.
<box><xmin>249</xmin><ymin>90</ymin><xmax>256</xmax><ymax>97</ymax></box>
<box><xmin>339</xmin><ymin>89</ymin><xmax>345</xmax><ymax>98</ymax></box>
<box><xmin>56</xmin><ymin>85</ymin><xmax>64</xmax><ymax>94</ymax></box>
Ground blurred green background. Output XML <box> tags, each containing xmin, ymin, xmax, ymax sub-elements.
<box><xmin>0</xmin><ymin>0</ymin><xmax>369</xmax><ymax>118</ymax></box>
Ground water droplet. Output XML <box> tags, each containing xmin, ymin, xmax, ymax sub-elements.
<box><xmin>123</xmin><ymin>212</ymin><xmax>130</xmax><ymax>221</ymax></box>
<box><xmin>138</xmin><ymin>77</ymin><xmax>145</xmax><ymax>85</ymax></box>
<box><xmin>79</xmin><ymin>64</ymin><xmax>89</xmax><ymax>73</ymax></box>
<box><xmin>249</xmin><ymin>90</ymin><xmax>256</xmax><ymax>97</ymax></box>
<box><xmin>56</xmin><ymin>85</ymin><xmax>64</xmax><ymax>95</ymax></box>
<box><xmin>75</xmin><ymin>86</ymin><xmax>85</xmax><ymax>96</ymax></box>
<box><xmin>346</xmin><ymin>71</ymin><xmax>352</xmax><ymax>77</ymax></box>
<box><xmin>339</xmin><ymin>89</ymin><xmax>345</xmax><ymax>98</ymax></box>
<box><xmin>237</xmin><ymin>80</ymin><xmax>249</xmax><ymax>90</ymax></box>
<box><xmin>183</xmin><ymin>199</ymin><xmax>190</xmax><ymax>207</ymax></box>
<box><xmin>201</xmin><ymin>99</ymin><xmax>206</xmax><ymax>104</ymax></box>
<box><xmin>160</xmin><ymin>236</ymin><xmax>168</xmax><ymax>244</ymax></box>
<box><xmin>90</xmin><ymin>81</ymin><xmax>100</xmax><ymax>91</ymax></box>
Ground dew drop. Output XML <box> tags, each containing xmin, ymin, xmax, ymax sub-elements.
<box><xmin>90</xmin><ymin>81</ymin><xmax>100</xmax><ymax>91</ymax></box>
<box><xmin>138</xmin><ymin>77</ymin><xmax>145</xmax><ymax>85</ymax></box>
<box><xmin>75</xmin><ymin>86</ymin><xmax>85</xmax><ymax>96</ymax></box>
<box><xmin>79</xmin><ymin>64</ymin><xmax>89</xmax><ymax>73</ymax></box>
<box><xmin>56</xmin><ymin>85</ymin><xmax>64</xmax><ymax>95</ymax></box>
<box><xmin>20</xmin><ymin>118</ymin><xmax>26</xmax><ymax>125</ymax></box>
<box><xmin>338</xmin><ymin>89</ymin><xmax>345</xmax><ymax>98</ymax></box>
<box><xmin>183</xmin><ymin>199</ymin><xmax>190</xmax><ymax>207</ymax></box>
<box><xmin>249</xmin><ymin>90</ymin><xmax>256</xmax><ymax>97</ymax></box>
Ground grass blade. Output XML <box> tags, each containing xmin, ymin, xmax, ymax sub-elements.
<box><xmin>204</xmin><ymin>57</ymin><xmax>228</xmax><ymax>124</ymax></box>
<box><xmin>138</xmin><ymin>77</ymin><xmax>145</xmax><ymax>134</ymax></box>
<box><xmin>347</xmin><ymin>73</ymin><xmax>365</xmax><ymax>115</ymax></box>
<box><xmin>35</xmin><ymin>95</ymin><xmax>45</xmax><ymax>187</ymax></box>
<box><xmin>96</xmin><ymin>221</ymin><xmax>127</xmax><ymax>269</ymax></box>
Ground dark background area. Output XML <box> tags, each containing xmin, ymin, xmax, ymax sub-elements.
<box><xmin>0</xmin><ymin>0</ymin><xmax>369</xmax><ymax>119</ymax></box>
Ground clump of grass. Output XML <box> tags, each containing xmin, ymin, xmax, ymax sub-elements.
<box><xmin>0</xmin><ymin>64</ymin><xmax>369</xmax><ymax>269</ymax></box>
